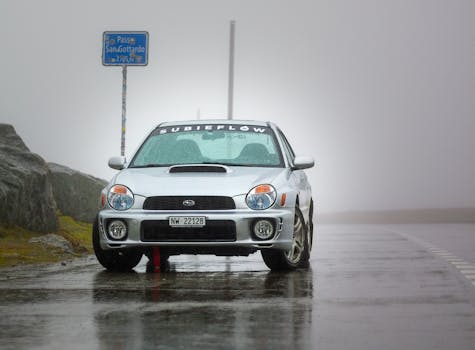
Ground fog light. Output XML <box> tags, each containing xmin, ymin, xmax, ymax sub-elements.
<box><xmin>108</xmin><ymin>220</ymin><xmax>127</xmax><ymax>240</ymax></box>
<box><xmin>253</xmin><ymin>219</ymin><xmax>275</xmax><ymax>240</ymax></box>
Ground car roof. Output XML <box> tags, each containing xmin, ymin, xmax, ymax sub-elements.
<box><xmin>158</xmin><ymin>119</ymin><xmax>271</xmax><ymax>128</ymax></box>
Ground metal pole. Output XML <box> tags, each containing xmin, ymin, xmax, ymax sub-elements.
<box><xmin>121</xmin><ymin>65</ymin><xmax>127</xmax><ymax>157</ymax></box>
<box><xmin>227</xmin><ymin>20</ymin><xmax>235</xmax><ymax>120</ymax></box>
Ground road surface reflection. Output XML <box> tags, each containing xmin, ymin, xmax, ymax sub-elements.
<box><xmin>92</xmin><ymin>262</ymin><xmax>313</xmax><ymax>349</ymax></box>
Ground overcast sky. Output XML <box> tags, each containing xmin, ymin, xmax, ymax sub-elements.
<box><xmin>1</xmin><ymin>0</ymin><xmax>474</xmax><ymax>214</ymax></box>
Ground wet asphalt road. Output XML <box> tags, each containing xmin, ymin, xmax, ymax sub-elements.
<box><xmin>0</xmin><ymin>224</ymin><xmax>474</xmax><ymax>350</ymax></box>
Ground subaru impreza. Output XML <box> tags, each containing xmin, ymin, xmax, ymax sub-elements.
<box><xmin>93</xmin><ymin>120</ymin><xmax>314</xmax><ymax>271</ymax></box>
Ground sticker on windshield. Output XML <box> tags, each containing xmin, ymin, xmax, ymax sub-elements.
<box><xmin>153</xmin><ymin>124</ymin><xmax>271</xmax><ymax>136</ymax></box>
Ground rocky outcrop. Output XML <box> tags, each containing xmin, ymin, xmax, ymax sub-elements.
<box><xmin>29</xmin><ymin>234</ymin><xmax>74</xmax><ymax>254</ymax></box>
<box><xmin>48</xmin><ymin>163</ymin><xmax>107</xmax><ymax>223</ymax></box>
<box><xmin>0</xmin><ymin>123</ymin><xmax>107</xmax><ymax>232</ymax></box>
<box><xmin>0</xmin><ymin>124</ymin><xmax>58</xmax><ymax>232</ymax></box>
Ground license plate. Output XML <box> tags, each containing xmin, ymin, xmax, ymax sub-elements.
<box><xmin>169</xmin><ymin>216</ymin><xmax>206</xmax><ymax>227</ymax></box>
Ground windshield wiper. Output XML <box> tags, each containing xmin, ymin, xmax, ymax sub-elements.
<box><xmin>129</xmin><ymin>164</ymin><xmax>165</xmax><ymax>168</ymax></box>
<box><xmin>130</xmin><ymin>162</ymin><xmax>251</xmax><ymax>168</ymax></box>
<box><xmin>199</xmin><ymin>161</ymin><xmax>249</xmax><ymax>167</ymax></box>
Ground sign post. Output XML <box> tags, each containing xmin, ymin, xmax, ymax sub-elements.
<box><xmin>120</xmin><ymin>65</ymin><xmax>127</xmax><ymax>157</ymax></box>
<box><xmin>102</xmin><ymin>31</ymin><xmax>149</xmax><ymax>157</ymax></box>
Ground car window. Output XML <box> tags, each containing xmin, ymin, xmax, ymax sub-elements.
<box><xmin>130</xmin><ymin>124</ymin><xmax>284</xmax><ymax>168</ymax></box>
<box><xmin>277</xmin><ymin>128</ymin><xmax>296</xmax><ymax>164</ymax></box>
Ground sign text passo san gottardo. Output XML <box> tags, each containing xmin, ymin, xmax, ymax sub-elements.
<box><xmin>102</xmin><ymin>31</ymin><xmax>149</xmax><ymax>66</ymax></box>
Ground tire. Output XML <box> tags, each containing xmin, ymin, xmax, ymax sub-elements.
<box><xmin>308</xmin><ymin>201</ymin><xmax>314</xmax><ymax>251</ymax></box>
<box><xmin>299</xmin><ymin>200</ymin><xmax>314</xmax><ymax>268</ymax></box>
<box><xmin>261</xmin><ymin>206</ymin><xmax>310</xmax><ymax>271</ymax></box>
<box><xmin>92</xmin><ymin>218</ymin><xmax>143</xmax><ymax>271</ymax></box>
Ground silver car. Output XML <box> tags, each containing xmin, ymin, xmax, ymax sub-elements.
<box><xmin>93</xmin><ymin>120</ymin><xmax>315</xmax><ymax>271</ymax></box>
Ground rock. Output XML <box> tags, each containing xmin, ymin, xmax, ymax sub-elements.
<box><xmin>48</xmin><ymin>162</ymin><xmax>107</xmax><ymax>223</ymax></box>
<box><xmin>0</xmin><ymin>123</ymin><xmax>106</xmax><ymax>231</ymax></box>
<box><xmin>0</xmin><ymin>124</ymin><xmax>58</xmax><ymax>232</ymax></box>
<box><xmin>29</xmin><ymin>234</ymin><xmax>74</xmax><ymax>254</ymax></box>
<box><xmin>0</xmin><ymin>124</ymin><xmax>29</xmax><ymax>151</ymax></box>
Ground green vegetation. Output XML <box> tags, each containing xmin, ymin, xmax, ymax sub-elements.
<box><xmin>0</xmin><ymin>214</ymin><xmax>92</xmax><ymax>268</ymax></box>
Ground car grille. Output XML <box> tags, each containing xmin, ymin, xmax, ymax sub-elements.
<box><xmin>143</xmin><ymin>196</ymin><xmax>236</xmax><ymax>210</ymax></box>
<box><xmin>141</xmin><ymin>220</ymin><xmax>236</xmax><ymax>242</ymax></box>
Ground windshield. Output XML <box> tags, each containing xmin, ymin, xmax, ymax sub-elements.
<box><xmin>130</xmin><ymin>124</ymin><xmax>284</xmax><ymax>168</ymax></box>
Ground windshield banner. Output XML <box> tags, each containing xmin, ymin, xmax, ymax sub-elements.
<box><xmin>154</xmin><ymin>124</ymin><xmax>271</xmax><ymax>135</ymax></box>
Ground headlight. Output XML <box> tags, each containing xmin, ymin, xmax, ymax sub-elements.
<box><xmin>107</xmin><ymin>185</ymin><xmax>134</xmax><ymax>211</ymax></box>
<box><xmin>246</xmin><ymin>184</ymin><xmax>276</xmax><ymax>210</ymax></box>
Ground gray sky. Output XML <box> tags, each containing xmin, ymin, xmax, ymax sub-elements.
<box><xmin>1</xmin><ymin>0</ymin><xmax>474</xmax><ymax>214</ymax></box>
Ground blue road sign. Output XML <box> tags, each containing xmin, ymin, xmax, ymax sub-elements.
<box><xmin>102</xmin><ymin>31</ymin><xmax>149</xmax><ymax>66</ymax></box>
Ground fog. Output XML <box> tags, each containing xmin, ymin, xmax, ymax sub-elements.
<box><xmin>0</xmin><ymin>0</ymin><xmax>474</xmax><ymax>214</ymax></box>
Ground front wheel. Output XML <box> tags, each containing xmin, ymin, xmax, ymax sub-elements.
<box><xmin>299</xmin><ymin>200</ymin><xmax>314</xmax><ymax>268</ymax></box>
<box><xmin>92</xmin><ymin>219</ymin><xmax>143</xmax><ymax>271</ymax></box>
<box><xmin>261</xmin><ymin>207</ymin><xmax>310</xmax><ymax>271</ymax></box>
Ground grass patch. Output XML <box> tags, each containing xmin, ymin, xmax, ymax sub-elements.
<box><xmin>0</xmin><ymin>215</ymin><xmax>93</xmax><ymax>268</ymax></box>
<box><xmin>57</xmin><ymin>215</ymin><xmax>93</xmax><ymax>254</ymax></box>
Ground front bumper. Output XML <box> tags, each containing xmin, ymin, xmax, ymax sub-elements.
<box><xmin>97</xmin><ymin>208</ymin><xmax>294</xmax><ymax>252</ymax></box>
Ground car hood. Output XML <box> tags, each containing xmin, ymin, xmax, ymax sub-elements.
<box><xmin>113</xmin><ymin>166</ymin><xmax>287</xmax><ymax>197</ymax></box>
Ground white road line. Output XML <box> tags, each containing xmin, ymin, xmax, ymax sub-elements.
<box><xmin>419</xmin><ymin>242</ymin><xmax>475</xmax><ymax>287</ymax></box>
<box><xmin>452</xmin><ymin>261</ymin><xmax>472</xmax><ymax>265</ymax></box>
<box><xmin>454</xmin><ymin>265</ymin><xmax>474</xmax><ymax>269</ymax></box>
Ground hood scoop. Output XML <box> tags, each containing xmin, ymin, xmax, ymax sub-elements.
<box><xmin>169</xmin><ymin>164</ymin><xmax>228</xmax><ymax>173</ymax></box>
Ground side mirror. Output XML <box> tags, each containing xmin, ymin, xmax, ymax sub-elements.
<box><xmin>108</xmin><ymin>156</ymin><xmax>126</xmax><ymax>170</ymax></box>
<box><xmin>292</xmin><ymin>156</ymin><xmax>314</xmax><ymax>170</ymax></box>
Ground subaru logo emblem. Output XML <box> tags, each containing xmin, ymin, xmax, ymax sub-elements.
<box><xmin>182</xmin><ymin>199</ymin><xmax>195</xmax><ymax>207</ymax></box>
